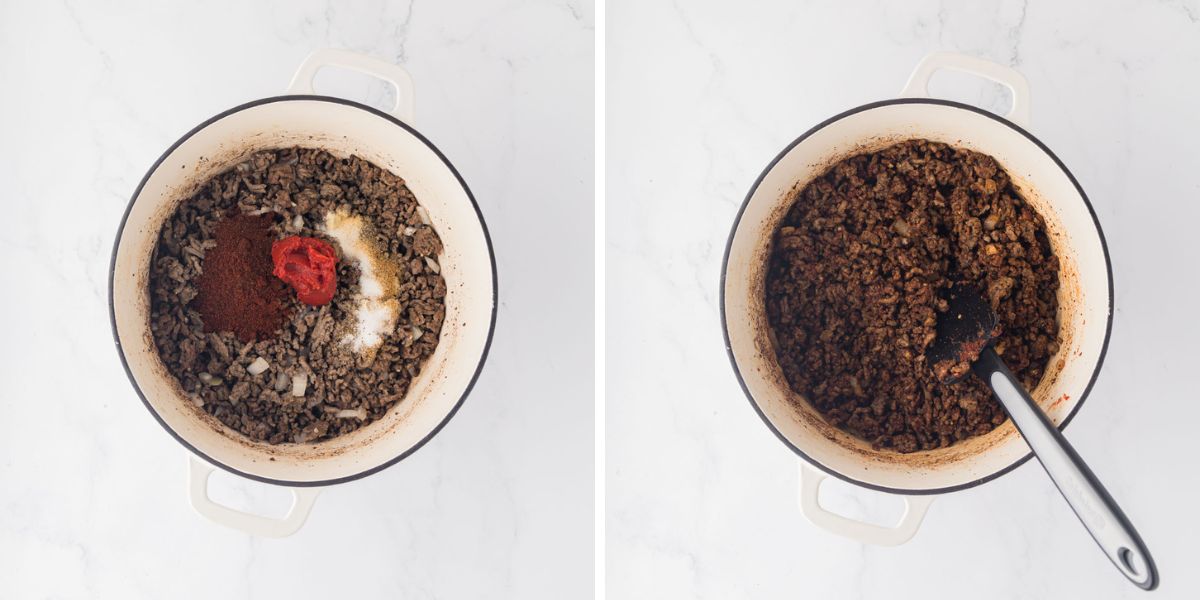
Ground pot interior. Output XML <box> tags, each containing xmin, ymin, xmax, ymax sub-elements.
<box><xmin>724</xmin><ymin>100</ymin><xmax>1110</xmax><ymax>493</ymax></box>
<box><xmin>111</xmin><ymin>98</ymin><xmax>495</xmax><ymax>485</ymax></box>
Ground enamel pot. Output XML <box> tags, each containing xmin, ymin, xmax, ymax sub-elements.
<box><xmin>110</xmin><ymin>49</ymin><xmax>497</xmax><ymax>537</ymax></box>
<box><xmin>722</xmin><ymin>53</ymin><xmax>1112</xmax><ymax>546</ymax></box>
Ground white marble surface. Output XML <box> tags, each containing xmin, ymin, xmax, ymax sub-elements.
<box><xmin>0</xmin><ymin>1</ymin><xmax>593</xmax><ymax>598</ymax></box>
<box><xmin>607</xmin><ymin>0</ymin><xmax>1200</xmax><ymax>598</ymax></box>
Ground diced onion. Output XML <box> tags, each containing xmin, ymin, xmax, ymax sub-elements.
<box><xmin>336</xmin><ymin>408</ymin><xmax>368</xmax><ymax>420</ymax></box>
<box><xmin>291</xmin><ymin>372</ymin><xmax>308</xmax><ymax>397</ymax></box>
<box><xmin>402</xmin><ymin>226</ymin><xmax>416</xmax><ymax>236</ymax></box>
<box><xmin>274</xmin><ymin>371</ymin><xmax>290</xmax><ymax>392</ymax></box>
<box><xmin>424</xmin><ymin>257</ymin><xmax>440</xmax><ymax>274</ymax></box>
<box><xmin>416</xmin><ymin>205</ymin><xmax>431</xmax><ymax>225</ymax></box>
<box><xmin>292</xmin><ymin>215</ymin><xmax>304</xmax><ymax>230</ymax></box>
<box><xmin>247</xmin><ymin>357</ymin><xmax>270</xmax><ymax>375</ymax></box>
<box><xmin>198</xmin><ymin>372</ymin><xmax>223</xmax><ymax>386</ymax></box>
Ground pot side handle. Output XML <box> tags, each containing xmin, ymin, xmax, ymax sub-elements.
<box><xmin>287</xmin><ymin>48</ymin><xmax>416</xmax><ymax>123</ymax></box>
<box><xmin>188</xmin><ymin>456</ymin><xmax>322</xmax><ymax>538</ymax></box>
<box><xmin>900</xmin><ymin>51</ymin><xmax>1031</xmax><ymax>128</ymax></box>
<box><xmin>797</xmin><ymin>461</ymin><xmax>934</xmax><ymax>546</ymax></box>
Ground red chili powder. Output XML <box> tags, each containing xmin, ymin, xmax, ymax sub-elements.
<box><xmin>192</xmin><ymin>213</ymin><xmax>292</xmax><ymax>342</ymax></box>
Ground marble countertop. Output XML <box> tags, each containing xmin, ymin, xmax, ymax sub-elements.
<box><xmin>0</xmin><ymin>0</ymin><xmax>593</xmax><ymax>598</ymax></box>
<box><xmin>607</xmin><ymin>0</ymin><xmax>1200</xmax><ymax>598</ymax></box>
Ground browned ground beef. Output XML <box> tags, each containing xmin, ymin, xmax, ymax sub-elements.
<box><xmin>149</xmin><ymin>148</ymin><xmax>446</xmax><ymax>444</ymax></box>
<box><xmin>764</xmin><ymin>139</ymin><xmax>1060</xmax><ymax>453</ymax></box>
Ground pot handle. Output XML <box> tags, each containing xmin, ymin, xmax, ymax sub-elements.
<box><xmin>797</xmin><ymin>461</ymin><xmax>934</xmax><ymax>546</ymax></box>
<box><xmin>900</xmin><ymin>51</ymin><xmax>1031</xmax><ymax>128</ymax></box>
<box><xmin>287</xmin><ymin>48</ymin><xmax>416</xmax><ymax>123</ymax></box>
<box><xmin>187</xmin><ymin>456</ymin><xmax>321</xmax><ymax>537</ymax></box>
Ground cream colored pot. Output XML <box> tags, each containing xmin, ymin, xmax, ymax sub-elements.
<box><xmin>721</xmin><ymin>53</ymin><xmax>1112</xmax><ymax>546</ymax></box>
<box><xmin>110</xmin><ymin>49</ymin><xmax>497</xmax><ymax>537</ymax></box>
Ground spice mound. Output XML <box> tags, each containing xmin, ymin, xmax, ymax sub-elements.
<box><xmin>324</xmin><ymin>208</ymin><xmax>401</xmax><ymax>356</ymax></box>
<box><xmin>149</xmin><ymin>147</ymin><xmax>447</xmax><ymax>444</ymax></box>
<box><xmin>764</xmin><ymin>139</ymin><xmax>1060</xmax><ymax>453</ymax></box>
<box><xmin>192</xmin><ymin>213</ymin><xmax>292</xmax><ymax>342</ymax></box>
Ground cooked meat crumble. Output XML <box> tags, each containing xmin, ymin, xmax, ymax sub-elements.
<box><xmin>765</xmin><ymin>139</ymin><xmax>1059</xmax><ymax>452</ymax></box>
<box><xmin>149</xmin><ymin>147</ymin><xmax>446</xmax><ymax>444</ymax></box>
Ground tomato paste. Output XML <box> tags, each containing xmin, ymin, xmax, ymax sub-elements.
<box><xmin>271</xmin><ymin>236</ymin><xmax>338</xmax><ymax>305</ymax></box>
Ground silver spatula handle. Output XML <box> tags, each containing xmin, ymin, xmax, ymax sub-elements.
<box><xmin>974</xmin><ymin>348</ymin><xmax>1158</xmax><ymax>590</ymax></box>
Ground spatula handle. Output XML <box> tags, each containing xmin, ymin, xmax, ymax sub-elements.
<box><xmin>974</xmin><ymin>348</ymin><xmax>1158</xmax><ymax>590</ymax></box>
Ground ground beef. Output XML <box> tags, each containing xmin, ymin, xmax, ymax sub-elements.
<box><xmin>764</xmin><ymin>139</ymin><xmax>1059</xmax><ymax>453</ymax></box>
<box><xmin>149</xmin><ymin>147</ymin><xmax>446</xmax><ymax>444</ymax></box>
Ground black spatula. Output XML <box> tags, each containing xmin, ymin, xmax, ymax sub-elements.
<box><xmin>928</xmin><ymin>284</ymin><xmax>1158</xmax><ymax>590</ymax></box>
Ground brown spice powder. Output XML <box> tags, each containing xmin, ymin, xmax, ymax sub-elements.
<box><xmin>192</xmin><ymin>213</ymin><xmax>292</xmax><ymax>342</ymax></box>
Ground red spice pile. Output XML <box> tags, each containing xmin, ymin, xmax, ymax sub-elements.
<box><xmin>192</xmin><ymin>213</ymin><xmax>292</xmax><ymax>342</ymax></box>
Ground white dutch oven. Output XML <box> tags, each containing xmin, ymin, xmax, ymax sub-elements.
<box><xmin>109</xmin><ymin>49</ymin><xmax>497</xmax><ymax>537</ymax></box>
<box><xmin>722</xmin><ymin>53</ymin><xmax>1112</xmax><ymax>546</ymax></box>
